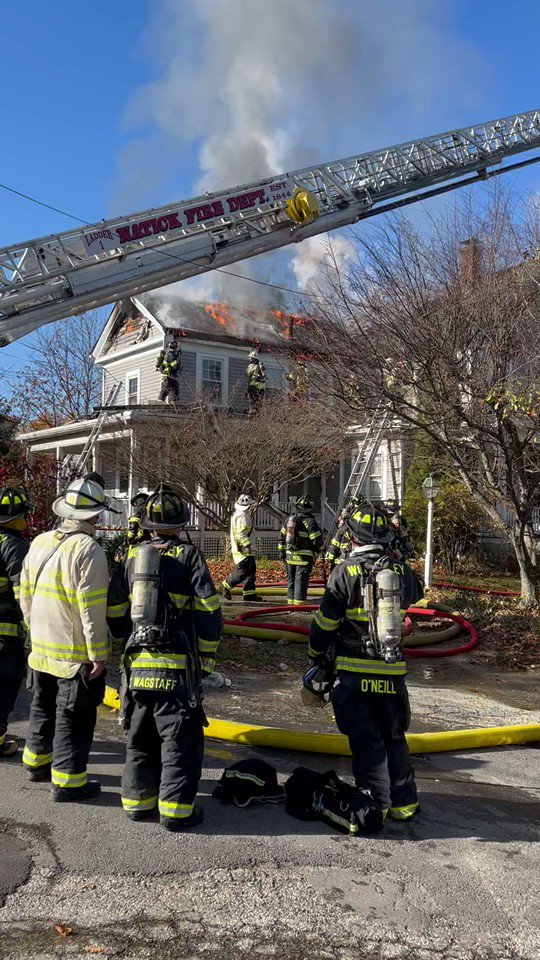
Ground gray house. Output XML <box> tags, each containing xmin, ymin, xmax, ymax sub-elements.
<box><xmin>19</xmin><ymin>292</ymin><xmax>404</xmax><ymax>556</ymax></box>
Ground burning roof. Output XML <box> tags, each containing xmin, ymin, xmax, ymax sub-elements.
<box><xmin>139</xmin><ymin>291</ymin><xmax>311</xmax><ymax>346</ymax></box>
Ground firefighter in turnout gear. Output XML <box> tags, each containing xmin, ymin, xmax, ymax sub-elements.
<box><xmin>157</xmin><ymin>341</ymin><xmax>182</xmax><ymax>403</ymax></box>
<box><xmin>246</xmin><ymin>351</ymin><xmax>267</xmax><ymax>415</ymax></box>
<box><xmin>286</xmin><ymin>358</ymin><xmax>309</xmax><ymax>400</ymax></box>
<box><xmin>308</xmin><ymin>505</ymin><xmax>423</xmax><ymax>821</ymax></box>
<box><xmin>221</xmin><ymin>494</ymin><xmax>261</xmax><ymax>602</ymax></box>
<box><xmin>384</xmin><ymin>499</ymin><xmax>414</xmax><ymax>559</ymax></box>
<box><xmin>127</xmin><ymin>493</ymin><xmax>150</xmax><ymax>546</ymax></box>
<box><xmin>325</xmin><ymin>496</ymin><xmax>365</xmax><ymax>570</ymax></box>
<box><xmin>20</xmin><ymin>476</ymin><xmax>112</xmax><ymax>800</ymax></box>
<box><xmin>0</xmin><ymin>487</ymin><xmax>30</xmax><ymax>758</ymax></box>
<box><xmin>278</xmin><ymin>495</ymin><xmax>322</xmax><ymax>605</ymax></box>
<box><xmin>107</xmin><ymin>484</ymin><xmax>221</xmax><ymax>830</ymax></box>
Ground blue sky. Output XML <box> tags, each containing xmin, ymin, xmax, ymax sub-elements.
<box><xmin>1</xmin><ymin>0</ymin><xmax>540</xmax><ymax>392</ymax></box>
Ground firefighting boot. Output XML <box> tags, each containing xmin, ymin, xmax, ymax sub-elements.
<box><xmin>27</xmin><ymin>763</ymin><xmax>52</xmax><ymax>782</ymax></box>
<box><xmin>244</xmin><ymin>594</ymin><xmax>263</xmax><ymax>603</ymax></box>
<box><xmin>0</xmin><ymin>738</ymin><xmax>18</xmax><ymax>758</ymax></box>
<box><xmin>160</xmin><ymin>804</ymin><xmax>205</xmax><ymax>832</ymax></box>
<box><xmin>52</xmin><ymin>780</ymin><xmax>101</xmax><ymax>803</ymax></box>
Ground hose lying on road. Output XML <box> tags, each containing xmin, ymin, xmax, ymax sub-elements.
<box><xmin>102</xmin><ymin>685</ymin><xmax>540</xmax><ymax>755</ymax></box>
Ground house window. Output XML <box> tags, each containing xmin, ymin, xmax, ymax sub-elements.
<box><xmin>126</xmin><ymin>372</ymin><xmax>139</xmax><ymax>406</ymax></box>
<box><xmin>201</xmin><ymin>358</ymin><xmax>223</xmax><ymax>403</ymax></box>
<box><xmin>368</xmin><ymin>454</ymin><xmax>383</xmax><ymax>501</ymax></box>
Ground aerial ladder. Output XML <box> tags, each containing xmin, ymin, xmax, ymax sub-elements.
<box><xmin>1</xmin><ymin>109</ymin><xmax>540</xmax><ymax>346</ymax></box>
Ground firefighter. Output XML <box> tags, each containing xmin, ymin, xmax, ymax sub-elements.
<box><xmin>157</xmin><ymin>342</ymin><xmax>182</xmax><ymax>403</ymax></box>
<box><xmin>384</xmin><ymin>499</ymin><xmax>414</xmax><ymax>559</ymax></box>
<box><xmin>0</xmin><ymin>486</ymin><xmax>30</xmax><ymax>758</ymax></box>
<box><xmin>221</xmin><ymin>494</ymin><xmax>261</xmax><ymax>602</ymax></box>
<box><xmin>127</xmin><ymin>493</ymin><xmax>150</xmax><ymax>546</ymax></box>
<box><xmin>107</xmin><ymin>484</ymin><xmax>221</xmax><ymax>830</ymax></box>
<box><xmin>325</xmin><ymin>495</ymin><xmax>365</xmax><ymax>570</ymax></box>
<box><xmin>278</xmin><ymin>495</ymin><xmax>322</xmax><ymax>605</ymax></box>
<box><xmin>246</xmin><ymin>350</ymin><xmax>266</xmax><ymax>415</ymax></box>
<box><xmin>286</xmin><ymin>359</ymin><xmax>309</xmax><ymax>400</ymax></box>
<box><xmin>308</xmin><ymin>504</ymin><xmax>423</xmax><ymax>821</ymax></box>
<box><xmin>20</xmin><ymin>475</ymin><xmax>112</xmax><ymax>800</ymax></box>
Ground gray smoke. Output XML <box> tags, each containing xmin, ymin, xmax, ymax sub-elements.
<box><xmin>114</xmin><ymin>0</ymin><xmax>483</xmax><ymax>302</ymax></box>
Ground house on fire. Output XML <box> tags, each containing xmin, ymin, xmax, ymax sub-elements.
<box><xmin>18</xmin><ymin>292</ymin><xmax>404</xmax><ymax>555</ymax></box>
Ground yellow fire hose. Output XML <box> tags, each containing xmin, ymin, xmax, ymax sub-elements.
<box><xmin>102</xmin><ymin>685</ymin><xmax>539</xmax><ymax>756</ymax></box>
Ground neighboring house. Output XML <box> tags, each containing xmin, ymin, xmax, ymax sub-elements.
<box><xmin>19</xmin><ymin>292</ymin><xmax>404</xmax><ymax>556</ymax></box>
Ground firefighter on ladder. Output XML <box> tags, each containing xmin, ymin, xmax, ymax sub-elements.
<box><xmin>20</xmin><ymin>475</ymin><xmax>113</xmax><ymax>800</ymax></box>
<box><xmin>308</xmin><ymin>504</ymin><xmax>423</xmax><ymax>821</ymax></box>
<box><xmin>246</xmin><ymin>351</ymin><xmax>266</xmax><ymax>415</ymax></box>
<box><xmin>0</xmin><ymin>487</ymin><xmax>30</xmax><ymax>759</ymax></box>
<box><xmin>157</xmin><ymin>341</ymin><xmax>182</xmax><ymax>403</ymax></box>
<box><xmin>221</xmin><ymin>494</ymin><xmax>262</xmax><ymax>602</ymax></box>
<box><xmin>107</xmin><ymin>484</ymin><xmax>221</xmax><ymax>830</ymax></box>
<box><xmin>278</xmin><ymin>495</ymin><xmax>322</xmax><ymax>605</ymax></box>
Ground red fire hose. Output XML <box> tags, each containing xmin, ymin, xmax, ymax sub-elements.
<box><xmin>225</xmin><ymin>605</ymin><xmax>478</xmax><ymax>658</ymax></box>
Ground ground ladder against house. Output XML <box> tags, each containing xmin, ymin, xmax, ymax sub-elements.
<box><xmin>2</xmin><ymin>110</ymin><xmax>540</xmax><ymax>344</ymax></box>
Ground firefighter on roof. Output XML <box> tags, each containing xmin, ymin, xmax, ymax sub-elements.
<box><xmin>0</xmin><ymin>486</ymin><xmax>30</xmax><ymax>759</ymax></box>
<box><xmin>20</xmin><ymin>475</ymin><xmax>112</xmax><ymax>801</ymax></box>
<box><xmin>157</xmin><ymin>340</ymin><xmax>182</xmax><ymax>403</ymax></box>
<box><xmin>107</xmin><ymin>484</ymin><xmax>221</xmax><ymax>830</ymax></box>
<box><xmin>221</xmin><ymin>494</ymin><xmax>262</xmax><ymax>602</ymax></box>
<box><xmin>308</xmin><ymin>504</ymin><xmax>423</xmax><ymax>822</ymax></box>
<box><xmin>286</xmin><ymin>358</ymin><xmax>309</xmax><ymax>400</ymax></box>
<box><xmin>246</xmin><ymin>350</ymin><xmax>267</xmax><ymax>415</ymax></box>
<box><xmin>278</xmin><ymin>495</ymin><xmax>322</xmax><ymax>605</ymax></box>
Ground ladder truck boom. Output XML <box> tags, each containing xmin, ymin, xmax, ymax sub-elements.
<box><xmin>1</xmin><ymin>108</ymin><xmax>540</xmax><ymax>346</ymax></box>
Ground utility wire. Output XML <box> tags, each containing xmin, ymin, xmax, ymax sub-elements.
<box><xmin>0</xmin><ymin>181</ymin><xmax>89</xmax><ymax>225</ymax></box>
<box><xmin>0</xmin><ymin>180</ymin><xmax>320</xmax><ymax>302</ymax></box>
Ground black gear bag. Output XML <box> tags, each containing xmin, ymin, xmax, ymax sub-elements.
<box><xmin>284</xmin><ymin>766</ymin><xmax>384</xmax><ymax>835</ymax></box>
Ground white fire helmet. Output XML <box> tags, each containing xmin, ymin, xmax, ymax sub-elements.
<box><xmin>235</xmin><ymin>494</ymin><xmax>255</xmax><ymax>511</ymax></box>
<box><xmin>248</xmin><ymin>351</ymin><xmax>259</xmax><ymax>362</ymax></box>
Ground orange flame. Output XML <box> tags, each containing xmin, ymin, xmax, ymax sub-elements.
<box><xmin>204</xmin><ymin>301</ymin><xmax>235</xmax><ymax>331</ymax></box>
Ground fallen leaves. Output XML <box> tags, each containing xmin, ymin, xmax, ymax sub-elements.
<box><xmin>53</xmin><ymin>923</ymin><xmax>72</xmax><ymax>937</ymax></box>
<box><xmin>84</xmin><ymin>947</ymin><xmax>107</xmax><ymax>955</ymax></box>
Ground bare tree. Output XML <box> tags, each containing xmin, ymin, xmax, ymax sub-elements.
<box><xmin>116</xmin><ymin>394</ymin><xmax>347</xmax><ymax>530</ymax></box>
<box><xmin>297</xmin><ymin>191</ymin><xmax>540</xmax><ymax>604</ymax></box>
<box><xmin>11</xmin><ymin>310</ymin><xmax>104</xmax><ymax>428</ymax></box>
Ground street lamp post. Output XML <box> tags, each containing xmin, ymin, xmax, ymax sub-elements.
<box><xmin>422</xmin><ymin>475</ymin><xmax>440</xmax><ymax>588</ymax></box>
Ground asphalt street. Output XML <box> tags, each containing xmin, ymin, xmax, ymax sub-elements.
<box><xmin>0</xmin><ymin>690</ymin><xmax>539</xmax><ymax>960</ymax></box>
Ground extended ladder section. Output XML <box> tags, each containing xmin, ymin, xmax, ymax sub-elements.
<box><xmin>324</xmin><ymin>405</ymin><xmax>393</xmax><ymax>549</ymax></box>
<box><xmin>1</xmin><ymin>109</ymin><xmax>540</xmax><ymax>344</ymax></box>
<box><xmin>73</xmin><ymin>381</ymin><xmax>122</xmax><ymax>476</ymax></box>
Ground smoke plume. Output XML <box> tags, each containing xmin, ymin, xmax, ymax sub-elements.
<box><xmin>114</xmin><ymin>0</ymin><xmax>483</xmax><ymax>304</ymax></box>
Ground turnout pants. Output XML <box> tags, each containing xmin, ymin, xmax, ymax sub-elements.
<box><xmin>331</xmin><ymin>675</ymin><xmax>418</xmax><ymax>817</ymax></box>
<box><xmin>122</xmin><ymin>684</ymin><xmax>204</xmax><ymax>822</ymax></box>
<box><xmin>23</xmin><ymin>669</ymin><xmax>106</xmax><ymax>788</ymax></box>
<box><xmin>286</xmin><ymin>561</ymin><xmax>312</xmax><ymax>605</ymax></box>
<box><xmin>247</xmin><ymin>386</ymin><xmax>264</xmax><ymax>415</ymax></box>
<box><xmin>0</xmin><ymin>639</ymin><xmax>25</xmax><ymax>748</ymax></box>
<box><xmin>159</xmin><ymin>377</ymin><xmax>180</xmax><ymax>402</ymax></box>
<box><xmin>223</xmin><ymin>555</ymin><xmax>257</xmax><ymax>599</ymax></box>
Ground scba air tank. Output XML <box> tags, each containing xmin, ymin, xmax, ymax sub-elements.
<box><xmin>375</xmin><ymin>567</ymin><xmax>402</xmax><ymax>663</ymax></box>
<box><xmin>131</xmin><ymin>543</ymin><xmax>162</xmax><ymax>644</ymax></box>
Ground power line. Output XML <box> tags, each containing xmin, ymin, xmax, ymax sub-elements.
<box><xmin>0</xmin><ymin>180</ymin><xmax>323</xmax><ymax>303</ymax></box>
<box><xmin>0</xmin><ymin>181</ymin><xmax>89</xmax><ymax>225</ymax></box>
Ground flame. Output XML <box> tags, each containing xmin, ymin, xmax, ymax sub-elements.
<box><xmin>268</xmin><ymin>309</ymin><xmax>311</xmax><ymax>339</ymax></box>
<box><xmin>204</xmin><ymin>301</ymin><xmax>235</xmax><ymax>331</ymax></box>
